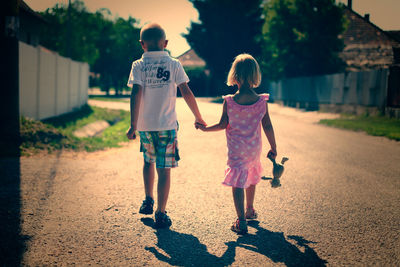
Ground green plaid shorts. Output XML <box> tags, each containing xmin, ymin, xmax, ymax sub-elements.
<box><xmin>139</xmin><ymin>129</ymin><xmax>180</xmax><ymax>168</ymax></box>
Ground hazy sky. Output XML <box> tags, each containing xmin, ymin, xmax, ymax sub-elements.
<box><xmin>25</xmin><ymin>0</ymin><xmax>400</xmax><ymax>57</ymax></box>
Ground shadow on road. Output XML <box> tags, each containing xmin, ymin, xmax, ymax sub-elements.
<box><xmin>231</xmin><ymin>220</ymin><xmax>327</xmax><ymax>266</ymax></box>
<box><xmin>141</xmin><ymin>218</ymin><xmax>235</xmax><ymax>266</ymax></box>
<box><xmin>0</xmin><ymin>157</ymin><xmax>28</xmax><ymax>265</ymax></box>
<box><xmin>141</xmin><ymin>218</ymin><xmax>326</xmax><ymax>266</ymax></box>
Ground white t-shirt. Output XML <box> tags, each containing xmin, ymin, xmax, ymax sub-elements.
<box><xmin>127</xmin><ymin>51</ymin><xmax>189</xmax><ymax>131</ymax></box>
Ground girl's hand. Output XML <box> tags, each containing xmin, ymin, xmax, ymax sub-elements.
<box><xmin>194</xmin><ymin>117</ymin><xmax>207</xmax><ymax>129</ymax></box>
<box><xmin>195</xmin><ymin>122</ymin><xmax>207</xmax><ymax>131</ymax></box>
<box><xmin>267</xmin><ymin>148</ymin><xmax>277</xmax><ymax>160</ymax></box>
<box><xmin>195</xmin><ymin>117</ymin><xmax>207</xmax><ymax>128</ymax></box>
<box><xmin>126</xmin><ymin>127</ymin><xmax>136</xmax><ymax>140</ymax></box>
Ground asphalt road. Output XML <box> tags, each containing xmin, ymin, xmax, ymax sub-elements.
<box><xmin>11</xmin><ymin>99</ymin><xmax>400</xmax><ymax>266</ymax></box>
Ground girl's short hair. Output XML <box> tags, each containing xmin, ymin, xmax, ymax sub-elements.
<box><xmin>226</xmin><ymin>54</ymin><xmax>261</xmax><ymax>87</ymax></box>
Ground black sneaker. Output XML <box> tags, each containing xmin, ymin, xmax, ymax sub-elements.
<box><xmin>139</xmin><ymin>196</ymin><xmax>154</xmax><ymax>215</ymax></box>
<box><xmin>154</xmin><ymin>211</ymin><xmax>172</xmax><ymax>228</ymax></box>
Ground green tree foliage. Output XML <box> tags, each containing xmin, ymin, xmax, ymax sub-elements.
<box><xmin>262</xmin><ymin>0</ymin><xmax>347</xmax><ymax>80</ymax></box>
<box><xmin>184</xmin><ymin>0</ymin><xmax>264</xmax><ymax>94</ymax></box>
<box><xmin>39</xmin><ymin>1</ymin><xmax>142</xmax><ymax>94</ymax></box>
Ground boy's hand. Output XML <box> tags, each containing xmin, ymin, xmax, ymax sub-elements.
<box><xmin>194</xmin><ymin>117</ymin><xmax>207</xmax><ymax>129</ymax></box>
<box><xmin>126</xmin><ymin>127</ymin><xmax>136</xmax><ymax>140</ymax></box>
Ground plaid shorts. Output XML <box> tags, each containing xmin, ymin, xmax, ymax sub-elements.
<box><xmin>139</xmin><ymin>130</ymin><xmax>180</xmax><ymax>168</ymax></box>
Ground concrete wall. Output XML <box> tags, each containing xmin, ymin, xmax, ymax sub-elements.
<box><xmin>19</xmin><ymin>42</ymin><xmax>89</xmax><ymax>120</ymax></box>
<box><xmin>269</xmin><ymin>69</ymin><xmax>390</xmax><ymax>109</ymax></box>
<box><xmin>19</xmin><ymin>41</ymin><xmax>38</xmax><ymax>119</ymax></box>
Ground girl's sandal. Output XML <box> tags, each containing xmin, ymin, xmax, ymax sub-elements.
<box><xmin>245</xmin><ymin>208</ymin><xmax>258</xmax><ymax>220</ymax></box>
<box><xmin>231</xmin><ymin>218</ymin><xmax>248</xmax><ymax>235</ymax></box>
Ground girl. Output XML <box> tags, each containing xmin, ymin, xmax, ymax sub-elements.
<box><xmin>196</xmin><ymin>54</ymin><xmax>277</xmax><ymax>234</ymax></box>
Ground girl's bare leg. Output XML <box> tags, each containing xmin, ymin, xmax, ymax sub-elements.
<box><xmin>232</xmin><ymin>187</ymin><xmax>245</xmax><ymax>220</ymax></box>
<box><xmin>245</xmin><ymin>184</ymin><xmax>256</xmax><ymax>210</ymax></box>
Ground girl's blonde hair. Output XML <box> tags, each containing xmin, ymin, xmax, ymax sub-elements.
<box><xmin>226</xmin><ymin>54</ymin><xmax>261</xmax><ymax>87</ymax></box>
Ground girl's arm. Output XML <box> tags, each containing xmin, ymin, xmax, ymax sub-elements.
<box><xmin>261</xmin><ymin>102</ymin><xmax>277</xmax><ymax>157</ymax></box>
<box><xmin>197</xmin><ymin>100</ymin><xmax>228</xmax><ymax>132</ymax></box>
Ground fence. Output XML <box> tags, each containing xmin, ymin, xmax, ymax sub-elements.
<box><xmin>268</xmin><ymin>69</ymin><xmax>393</xmax><ymax>111</ymax></box>
<box><xmin>19</xmin><ymin>42</ymin><xmax>89</xmax><ymax>120</ymax></box>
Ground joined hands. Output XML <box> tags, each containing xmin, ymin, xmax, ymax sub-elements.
<box><xmin>195</xmin><ymin>118</ymin><xmax>207</xmax><ymax>130</ymax></box>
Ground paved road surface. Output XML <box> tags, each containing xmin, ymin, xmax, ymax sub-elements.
<box><xmin>11</xmin><ymin>99</ymin><xmax>400</xmax><ymax>265</ymax></box>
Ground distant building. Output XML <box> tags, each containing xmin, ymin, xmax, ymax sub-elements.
<box><xmin>177</xmin><ymin>49</ymin><xmax>206</xmax><ymax>68</ymax></box>
<box><xmin>19</xmin><ymin>0</ymin><xmax>47</xmax><ymax>46</ymax></box>
<box><xmin>340</xmin><ymin>1</ymin><xmax>400</xmax><ymax>71</ymax></box>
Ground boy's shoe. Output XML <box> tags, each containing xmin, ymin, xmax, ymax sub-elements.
<box><xmin>154</xmin><ymin>211</ymin><xmax>172</xmax><ymax>228</ymax></box>
<box><xmin>245</xmin><ymin>208</ymin><xmax>258</xmax><ymax>220</ymax></box>
<box><xmin>139</xmin><ymin>196</ymin><xmax>154</xmax><ymax>215</ymax></box>
<box><xmin>231</xmin><ymin>218</ymin><xmax>248</xmax><ymax>235</ymax></box>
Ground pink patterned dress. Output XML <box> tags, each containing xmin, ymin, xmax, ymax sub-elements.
<box><xmin>222</xmin><ymin>94</ymin><xmax>269</xmax><ymax>188</ymax></box>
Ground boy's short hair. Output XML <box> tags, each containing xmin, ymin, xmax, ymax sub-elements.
<box><xmin>140</xmin><ymin>23</ymin><xmax>166</xmax><ymax>43</ymax></box>
<box><xmin>226</xmin><ymin>53</ymin><xmax>261</xmax><ymax>88</ymax></box>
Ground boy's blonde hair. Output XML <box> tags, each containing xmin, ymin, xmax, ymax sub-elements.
<box><xmin>226</xmin><ymin>54</ymin><xmax>261</xmax><ymax>87</ymax></box>
<box><xmin>140</xmin><ymin>23</ymin><xmax>166</xmax><ymax>42</ymax></box>
<box><xmin>140</xmin><ymin>23</ymin><xmax>166</xmax><ymax>50</ymax></box>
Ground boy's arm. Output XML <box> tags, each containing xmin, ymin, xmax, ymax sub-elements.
<box><xmin>197</xmin><ymin>100</ymin><xmax>228</xmax><ymax>132</ymax></box>
<box><xmin>126</xmin><ymin>84</ymin><xmax>143</xmax><ymax>140</ymax></box>
<box><xmin>178</xmin><ymin>82</ymin><xmax>206</xmax><ymax>126</ymax></box>
<box><xmin>261</xmin><ymin>102</ymin><xmax>277</xmax><ymax>158</ymax></box>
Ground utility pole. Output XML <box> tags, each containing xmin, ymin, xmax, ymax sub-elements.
<box><xmin>66</xmin><ymin>0</ymin><xmax>72</xmax><ymax>58</ymax></box>
<box><xmin>0</xmin><ymin>0</ymin><xmax>20</xmax><ymax>157</ymax></box>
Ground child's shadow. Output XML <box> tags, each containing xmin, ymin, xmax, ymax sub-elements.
<box><xmin>141</xmin><ymin>218</ymin><xmax>326</xmax><ymax>266</ymax></box>
<box><xmin>141</xmin><ymin>218</ymin><xmax>235</xmax><ymax>266</ymax></box>
<box><xmin>231</xmin><ymin>220</ymin><xmax>327</xmax><ymax>266</ymax></box>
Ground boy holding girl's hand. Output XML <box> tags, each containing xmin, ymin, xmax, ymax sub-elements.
<box><xmin>126</xmin><ymin>23</ymin><xmax>206</xmax><ymax>228</ymax></box>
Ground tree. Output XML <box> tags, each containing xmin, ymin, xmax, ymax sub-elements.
<box><xmin>184</xmin><ymin>0</ymin><xmax>264</xmax><ymax>95</ymax></box>
<box><xmin>39</xmin><ymin>1</ymin><xmax>142</xmax><ymax>94</ymax></box>
<box><xmin>40</xmin><ymin>1</ymin><xmax>100</xmax><ymax>65</ymax></box>
<box><xmin>92</xmin><ymin>16</ymin><xmax>141</xmax><ymax>94</ymax></box>
<box><xmin>261</xmin><ymin>0</ymin><xmax>347</xmax><ymax>80</ymax></box>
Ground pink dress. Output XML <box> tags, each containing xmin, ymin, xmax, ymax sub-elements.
<box><xmin>222</xmin><ymin>94</ymin><xmax>269</xmax><ymax>188</ymax></box>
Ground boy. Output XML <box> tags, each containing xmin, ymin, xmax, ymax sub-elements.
<box><xmin>126</xmin><ymin>23</ymin><xmax>206</xmax><ymax>228</ymax></box>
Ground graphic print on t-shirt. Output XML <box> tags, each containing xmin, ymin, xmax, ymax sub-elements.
<box><xmin>141</xmin><ymin>59</ymin><xmax>172</xmax><ymax>89</ymax></box>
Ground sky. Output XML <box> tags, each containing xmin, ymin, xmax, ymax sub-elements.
<box><xmin>25</xmin><ymin>0</ymin><xmax>400</xmax><ymax>57</ymax></box>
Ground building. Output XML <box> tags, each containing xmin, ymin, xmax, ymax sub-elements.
<box><xmin>19</xmin><ymin>0</ymin><xmax>47</xmax><ymax>46</ymax></box>
<box><xmin>340</xmin><ymin>1</ymin><xmax>400</xmax><ymax>71</ymax></box>
<box><xmin>177</xmin><ymin>49</ymin><xmax>206</xmax><ymax>68</ymax></box>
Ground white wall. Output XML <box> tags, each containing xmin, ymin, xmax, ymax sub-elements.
<box><xmin>19</xmin><ymin>42</ymin><xmax>89</xmax><ymax>120</ymax></box>
<box><xmin>19</xmin><ymin>41</ymin><xmax>38</xmax><ymax>119</ymax></box>
<box><xmin>56</xmin><ymin>55</ymin><xmax>70</xmax><ymax>116</ymax></box>
<box><xmin>38</xmin><ymin>46</ymin><xmax>56</xmax><ymax>119</ymax></box>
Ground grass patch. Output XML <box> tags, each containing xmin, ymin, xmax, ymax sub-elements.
<box><xmin>319</xmin><ymin>114</ymin><xmax>400</xmax><ymax>141</ymax></box>
<box><xmin>89</xmin><ymin>95</ymin><xmax>130</xmax><ymax>102</ymax></box>
<box><xmin>20</xmin><ymin>104</ymin><xmax>131</xmax><ymax>156</ymax></box>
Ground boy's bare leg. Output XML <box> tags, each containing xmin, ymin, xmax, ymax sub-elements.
<box><xmin>143</xmin><ymin>161</ymin><xmax>155</xmax><ymax>199</ymax></box>
<box><xmin>245</xmin><ymin>185</ymin><xmax>256</xmax><ymax>210</ymax></box>
<box><xmin>156</xmin><ymin>168</ymin><xmax>171</xmax><ymax>213</ymax></box>
<box><xmin>232</xmin><ymin>187</ymin><xmax>245</xmax><ymax>220</ymax></box>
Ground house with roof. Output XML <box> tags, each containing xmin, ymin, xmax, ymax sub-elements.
<box><xmin>340</xmin><ymin>1</ymin><xmax>400</xmax><ymax>71</ymax></box>
<box><xmin>177</xmin><ymin>49</ymin><xmax>206</xmax><ymax>68</ymax></box>
<box><xmin>19</xmin><ymin>0</ymin><xmax>47</xmax><ymax>46</ymax></box>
